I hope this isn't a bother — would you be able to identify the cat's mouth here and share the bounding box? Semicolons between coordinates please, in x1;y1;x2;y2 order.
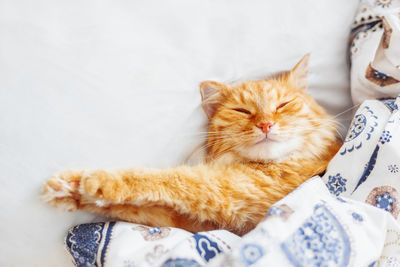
254;135;280;145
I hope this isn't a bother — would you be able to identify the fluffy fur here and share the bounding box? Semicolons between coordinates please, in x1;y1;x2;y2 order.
42;54;341;235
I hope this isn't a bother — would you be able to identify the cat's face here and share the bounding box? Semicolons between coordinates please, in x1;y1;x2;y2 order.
201;54;337;162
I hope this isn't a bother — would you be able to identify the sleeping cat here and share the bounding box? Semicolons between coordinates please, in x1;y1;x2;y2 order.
42;54;341;235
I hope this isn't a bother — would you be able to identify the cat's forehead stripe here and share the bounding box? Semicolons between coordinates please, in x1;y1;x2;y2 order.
227;80;305;114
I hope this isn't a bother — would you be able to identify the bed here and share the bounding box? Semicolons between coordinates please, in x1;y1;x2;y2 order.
0;0;369;266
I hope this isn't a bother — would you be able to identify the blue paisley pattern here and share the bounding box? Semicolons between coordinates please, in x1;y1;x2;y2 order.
240;244;264;265
366;186;400;219
132;225;171;241
353;145;380;193
380;98;398;112
265;204;294;221
281;204;350;267
267;206;284;216
162;258;201;267
192;234;221;262
340;106;378;155
345;114;367;142
352;128;393;193
65;222;115;267
327;173;347;196
351;212;364;222
388;164;399;173
379;130;392;144
339;106;378;156
351;127;393;194
376;0;392;8
376;192;396;212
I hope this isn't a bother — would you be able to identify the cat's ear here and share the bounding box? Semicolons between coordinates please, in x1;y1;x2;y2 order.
200;81;225;119
287;53;310;91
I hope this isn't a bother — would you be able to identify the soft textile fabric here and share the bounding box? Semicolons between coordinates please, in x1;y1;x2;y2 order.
350;0;400;104
210;178;400;267
65;97;400;266
322;97;400;217
65;222;239;267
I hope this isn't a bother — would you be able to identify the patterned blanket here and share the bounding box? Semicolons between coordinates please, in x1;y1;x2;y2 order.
65;0;400;266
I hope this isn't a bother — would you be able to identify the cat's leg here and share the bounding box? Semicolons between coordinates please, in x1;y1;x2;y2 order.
43;165;283;234
42;171;217;232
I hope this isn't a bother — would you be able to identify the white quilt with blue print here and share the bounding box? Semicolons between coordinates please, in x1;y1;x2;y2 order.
64;97;400;267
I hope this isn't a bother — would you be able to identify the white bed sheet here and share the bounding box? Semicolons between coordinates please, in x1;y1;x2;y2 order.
0;1;359;266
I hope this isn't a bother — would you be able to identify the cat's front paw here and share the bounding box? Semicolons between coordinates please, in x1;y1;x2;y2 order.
42;170;83;212
81;170;125;204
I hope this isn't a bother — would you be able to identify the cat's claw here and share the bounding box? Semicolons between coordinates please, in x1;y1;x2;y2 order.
41;170;83;212
43;169;125;211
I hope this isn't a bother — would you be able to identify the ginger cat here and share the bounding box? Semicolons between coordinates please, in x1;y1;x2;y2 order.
42;54;341;235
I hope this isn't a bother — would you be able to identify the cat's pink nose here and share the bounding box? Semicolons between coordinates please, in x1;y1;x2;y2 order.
257;122;273;134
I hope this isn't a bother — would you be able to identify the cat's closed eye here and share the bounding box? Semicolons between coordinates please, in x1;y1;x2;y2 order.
233;108;252;115
276;101;290;111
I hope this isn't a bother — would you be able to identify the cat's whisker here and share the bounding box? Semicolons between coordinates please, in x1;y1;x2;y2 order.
188;133;255;159
331;104;361;120
210;141;246;160
277;126;330;134
182;132;235;137
306;117;344;126
276;124;344;140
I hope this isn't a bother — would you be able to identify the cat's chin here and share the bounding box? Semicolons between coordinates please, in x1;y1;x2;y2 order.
254;136;280;145
237;137;303;162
